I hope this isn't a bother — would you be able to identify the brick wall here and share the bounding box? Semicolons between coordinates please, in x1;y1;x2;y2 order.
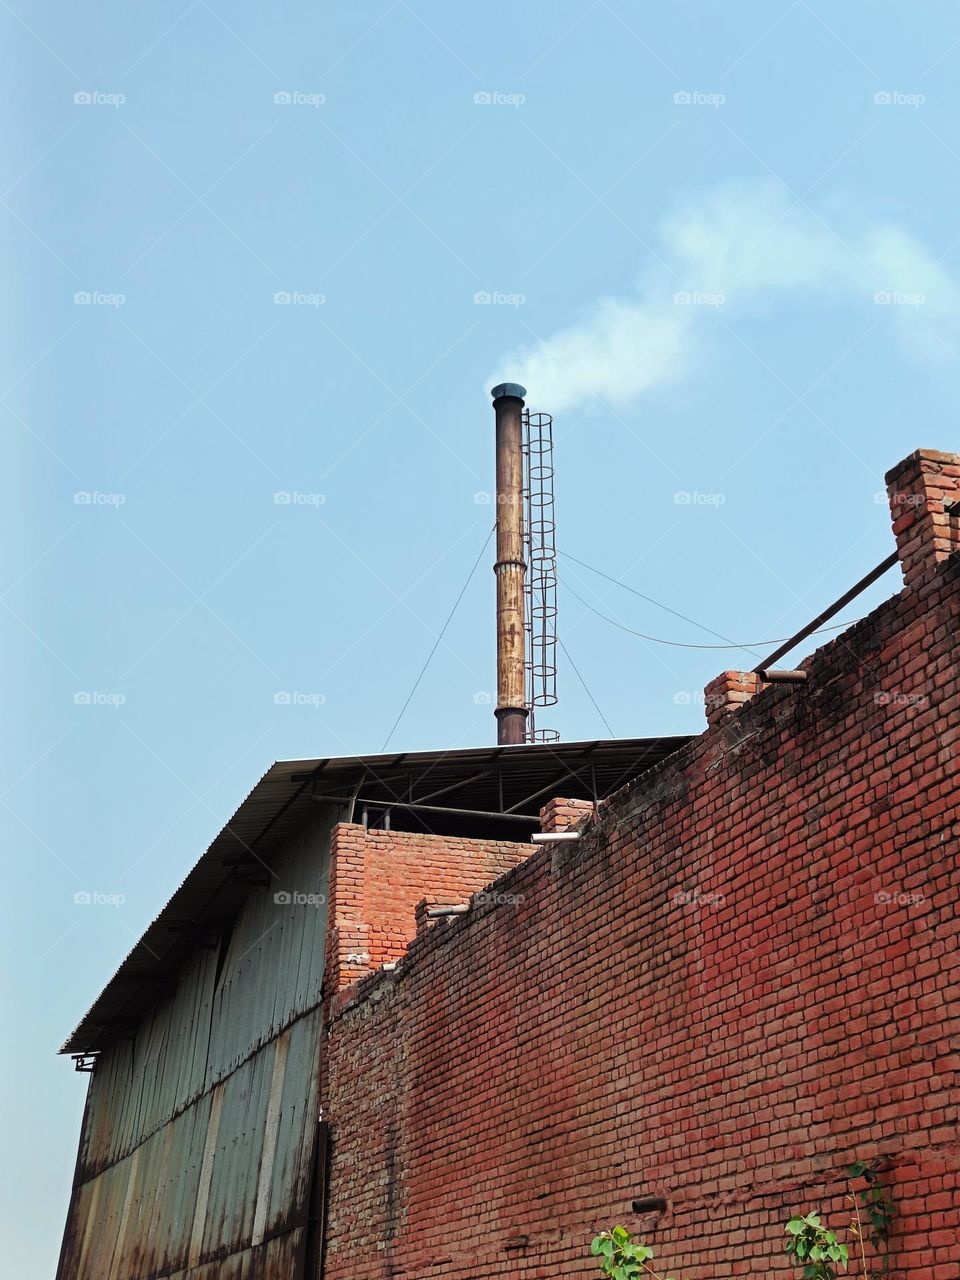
322;449;960;1280
540;796;595;832
324;824;532;997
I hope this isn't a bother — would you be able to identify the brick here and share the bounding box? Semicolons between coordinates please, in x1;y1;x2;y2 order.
322;447;960;1279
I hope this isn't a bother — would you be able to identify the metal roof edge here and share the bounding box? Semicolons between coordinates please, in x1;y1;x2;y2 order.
59;734;691;1055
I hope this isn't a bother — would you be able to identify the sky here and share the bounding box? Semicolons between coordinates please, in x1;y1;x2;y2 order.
3;2;960;1274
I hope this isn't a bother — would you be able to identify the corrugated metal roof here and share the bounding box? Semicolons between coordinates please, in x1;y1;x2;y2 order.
61;736;689;1055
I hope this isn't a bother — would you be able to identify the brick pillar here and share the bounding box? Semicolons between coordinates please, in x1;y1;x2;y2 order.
324;824;371;999
885;448;960;590
539;797;594;832
703;670;761;728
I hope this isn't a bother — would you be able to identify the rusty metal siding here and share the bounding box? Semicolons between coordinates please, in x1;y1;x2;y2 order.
58;807;332;1280
62;1009;325;1280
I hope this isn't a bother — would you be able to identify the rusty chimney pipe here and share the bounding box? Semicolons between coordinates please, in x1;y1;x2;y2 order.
491;382;528;745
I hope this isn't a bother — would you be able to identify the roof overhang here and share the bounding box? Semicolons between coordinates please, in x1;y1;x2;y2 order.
61;735;690;1055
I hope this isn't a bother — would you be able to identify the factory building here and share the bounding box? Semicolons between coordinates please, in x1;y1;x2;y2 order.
56;415;960;1276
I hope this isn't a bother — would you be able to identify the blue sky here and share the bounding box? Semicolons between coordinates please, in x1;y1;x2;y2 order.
3;2;960;1274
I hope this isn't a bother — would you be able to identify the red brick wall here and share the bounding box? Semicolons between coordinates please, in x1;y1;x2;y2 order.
540;796;595;831
324;824;532;995
322;450;960;1280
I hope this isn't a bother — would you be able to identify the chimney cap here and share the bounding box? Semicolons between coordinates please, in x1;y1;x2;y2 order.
490;382;527;404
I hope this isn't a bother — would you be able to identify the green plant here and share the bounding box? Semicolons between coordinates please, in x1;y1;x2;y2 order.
784;1212;850;1280
593;1158;895;1280
847;1159;895;1279
591;1226;679;1280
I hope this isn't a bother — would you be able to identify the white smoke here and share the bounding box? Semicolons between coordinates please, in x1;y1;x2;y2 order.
489;179;958;413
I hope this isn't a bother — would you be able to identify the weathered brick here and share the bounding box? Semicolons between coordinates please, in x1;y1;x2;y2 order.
322;449;960;1279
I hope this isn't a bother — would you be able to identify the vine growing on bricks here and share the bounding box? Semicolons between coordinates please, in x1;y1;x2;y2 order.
593;1163;896;1280
847;1159;896;1280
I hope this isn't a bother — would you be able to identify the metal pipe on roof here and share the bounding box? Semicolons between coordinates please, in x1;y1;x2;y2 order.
492;383;529;746
753;551;898;672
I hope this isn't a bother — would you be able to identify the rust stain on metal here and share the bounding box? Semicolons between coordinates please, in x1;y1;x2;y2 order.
492;382;529;745
190;1084;224;1267
57;815;331;1280
252;1031;289;1246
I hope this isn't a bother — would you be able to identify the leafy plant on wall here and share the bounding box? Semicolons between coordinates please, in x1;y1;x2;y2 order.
590;1159;895;1280
784;1212;849;1279
590;1226;680;1280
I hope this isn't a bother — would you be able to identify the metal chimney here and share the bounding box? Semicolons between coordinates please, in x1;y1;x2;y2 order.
491;382;529;745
